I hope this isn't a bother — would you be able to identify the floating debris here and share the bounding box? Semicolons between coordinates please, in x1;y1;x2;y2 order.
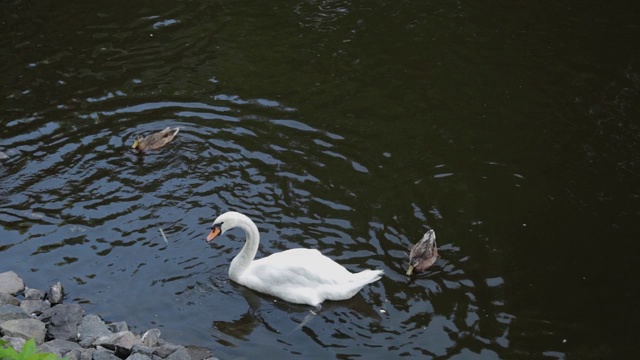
159;228;168;244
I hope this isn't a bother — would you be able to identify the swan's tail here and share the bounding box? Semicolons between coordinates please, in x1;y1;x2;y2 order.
352;269;384;285
324;269;384;302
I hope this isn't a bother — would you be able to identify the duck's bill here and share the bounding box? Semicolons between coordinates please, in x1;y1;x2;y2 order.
406;265;414;276
131;140;139;149
206;227;221;242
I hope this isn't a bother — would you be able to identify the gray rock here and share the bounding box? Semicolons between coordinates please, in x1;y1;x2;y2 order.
24;287;46;300
127;354;153;360
65;349;81;360
154;343;183;358
39;303;84;341
0;276;209;360
78;314;112;347
39;339;82;357
185;346;212;360
93;331;141;356
48;281;64;305
131;344;155;357
0;271;24;295
0;304;29;322
67;348;95;360
0;318;46;344
92;348;120;360
0;292;21;306
20;299;51;315
165;347;191;360
0;336;26;352
108;321;129;333
141;328;161;347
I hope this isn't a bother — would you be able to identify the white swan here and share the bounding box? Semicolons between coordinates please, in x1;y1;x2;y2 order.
206;211;384;306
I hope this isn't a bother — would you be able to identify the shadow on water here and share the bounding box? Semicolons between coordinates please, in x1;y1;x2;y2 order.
2;0;640;358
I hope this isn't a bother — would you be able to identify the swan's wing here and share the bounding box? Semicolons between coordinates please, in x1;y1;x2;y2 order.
248;248;352;286
239;248;381;306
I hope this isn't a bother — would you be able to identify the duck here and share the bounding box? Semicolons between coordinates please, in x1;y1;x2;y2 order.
131;127;180;151
206;211;384;307
406;229;438;276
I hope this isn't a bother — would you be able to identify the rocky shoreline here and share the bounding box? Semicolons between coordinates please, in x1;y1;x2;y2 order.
0;271;218;360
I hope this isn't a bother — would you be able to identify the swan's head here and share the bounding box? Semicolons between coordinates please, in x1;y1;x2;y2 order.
406;229;438;276
206;211;247;242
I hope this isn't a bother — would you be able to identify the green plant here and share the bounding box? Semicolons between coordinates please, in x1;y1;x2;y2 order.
0;339;67;360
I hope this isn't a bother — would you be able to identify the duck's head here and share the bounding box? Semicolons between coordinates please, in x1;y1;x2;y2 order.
407;229;438;276
131;136;145;150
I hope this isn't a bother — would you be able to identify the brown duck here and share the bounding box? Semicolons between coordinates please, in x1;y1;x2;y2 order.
132;127;180;151
406;229;438;276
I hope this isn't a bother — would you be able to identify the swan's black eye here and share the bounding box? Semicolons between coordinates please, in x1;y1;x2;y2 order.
211;222;223;230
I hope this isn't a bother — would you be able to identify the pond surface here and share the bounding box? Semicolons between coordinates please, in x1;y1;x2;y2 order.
2;0;639;358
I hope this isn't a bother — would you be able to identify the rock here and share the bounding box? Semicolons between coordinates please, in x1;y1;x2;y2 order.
0;318;46;344
65;350;79;360
94;330;141;358
141;328;161;347
78;314;112;347
0;304;29;322
20;299;51;315
127;354;153;360
109;321;129;333
47;281;64;305
66;348;94;360
0;293;21;306
154;343;183;358
39;339;82;357
185;346;212;360
24;287;46;300
0;336;26;352
0;273;211;360
39;303;84;341
93;330;139;349
131;344;155;357
0;271;24;295
165;347;191;360
92;348;120;360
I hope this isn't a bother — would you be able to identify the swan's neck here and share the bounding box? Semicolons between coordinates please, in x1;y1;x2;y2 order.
228;218;260;281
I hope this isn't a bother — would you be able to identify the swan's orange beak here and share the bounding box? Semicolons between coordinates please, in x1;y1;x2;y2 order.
207;227;221;242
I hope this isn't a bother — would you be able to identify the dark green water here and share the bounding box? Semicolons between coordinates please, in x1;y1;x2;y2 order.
2;0;639;358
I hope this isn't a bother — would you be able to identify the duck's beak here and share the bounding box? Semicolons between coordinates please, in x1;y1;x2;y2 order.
207;227;221;242
132;140;139;149
406;265;414;276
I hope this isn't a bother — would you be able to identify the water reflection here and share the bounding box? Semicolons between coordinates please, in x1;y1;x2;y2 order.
212;279;386;354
